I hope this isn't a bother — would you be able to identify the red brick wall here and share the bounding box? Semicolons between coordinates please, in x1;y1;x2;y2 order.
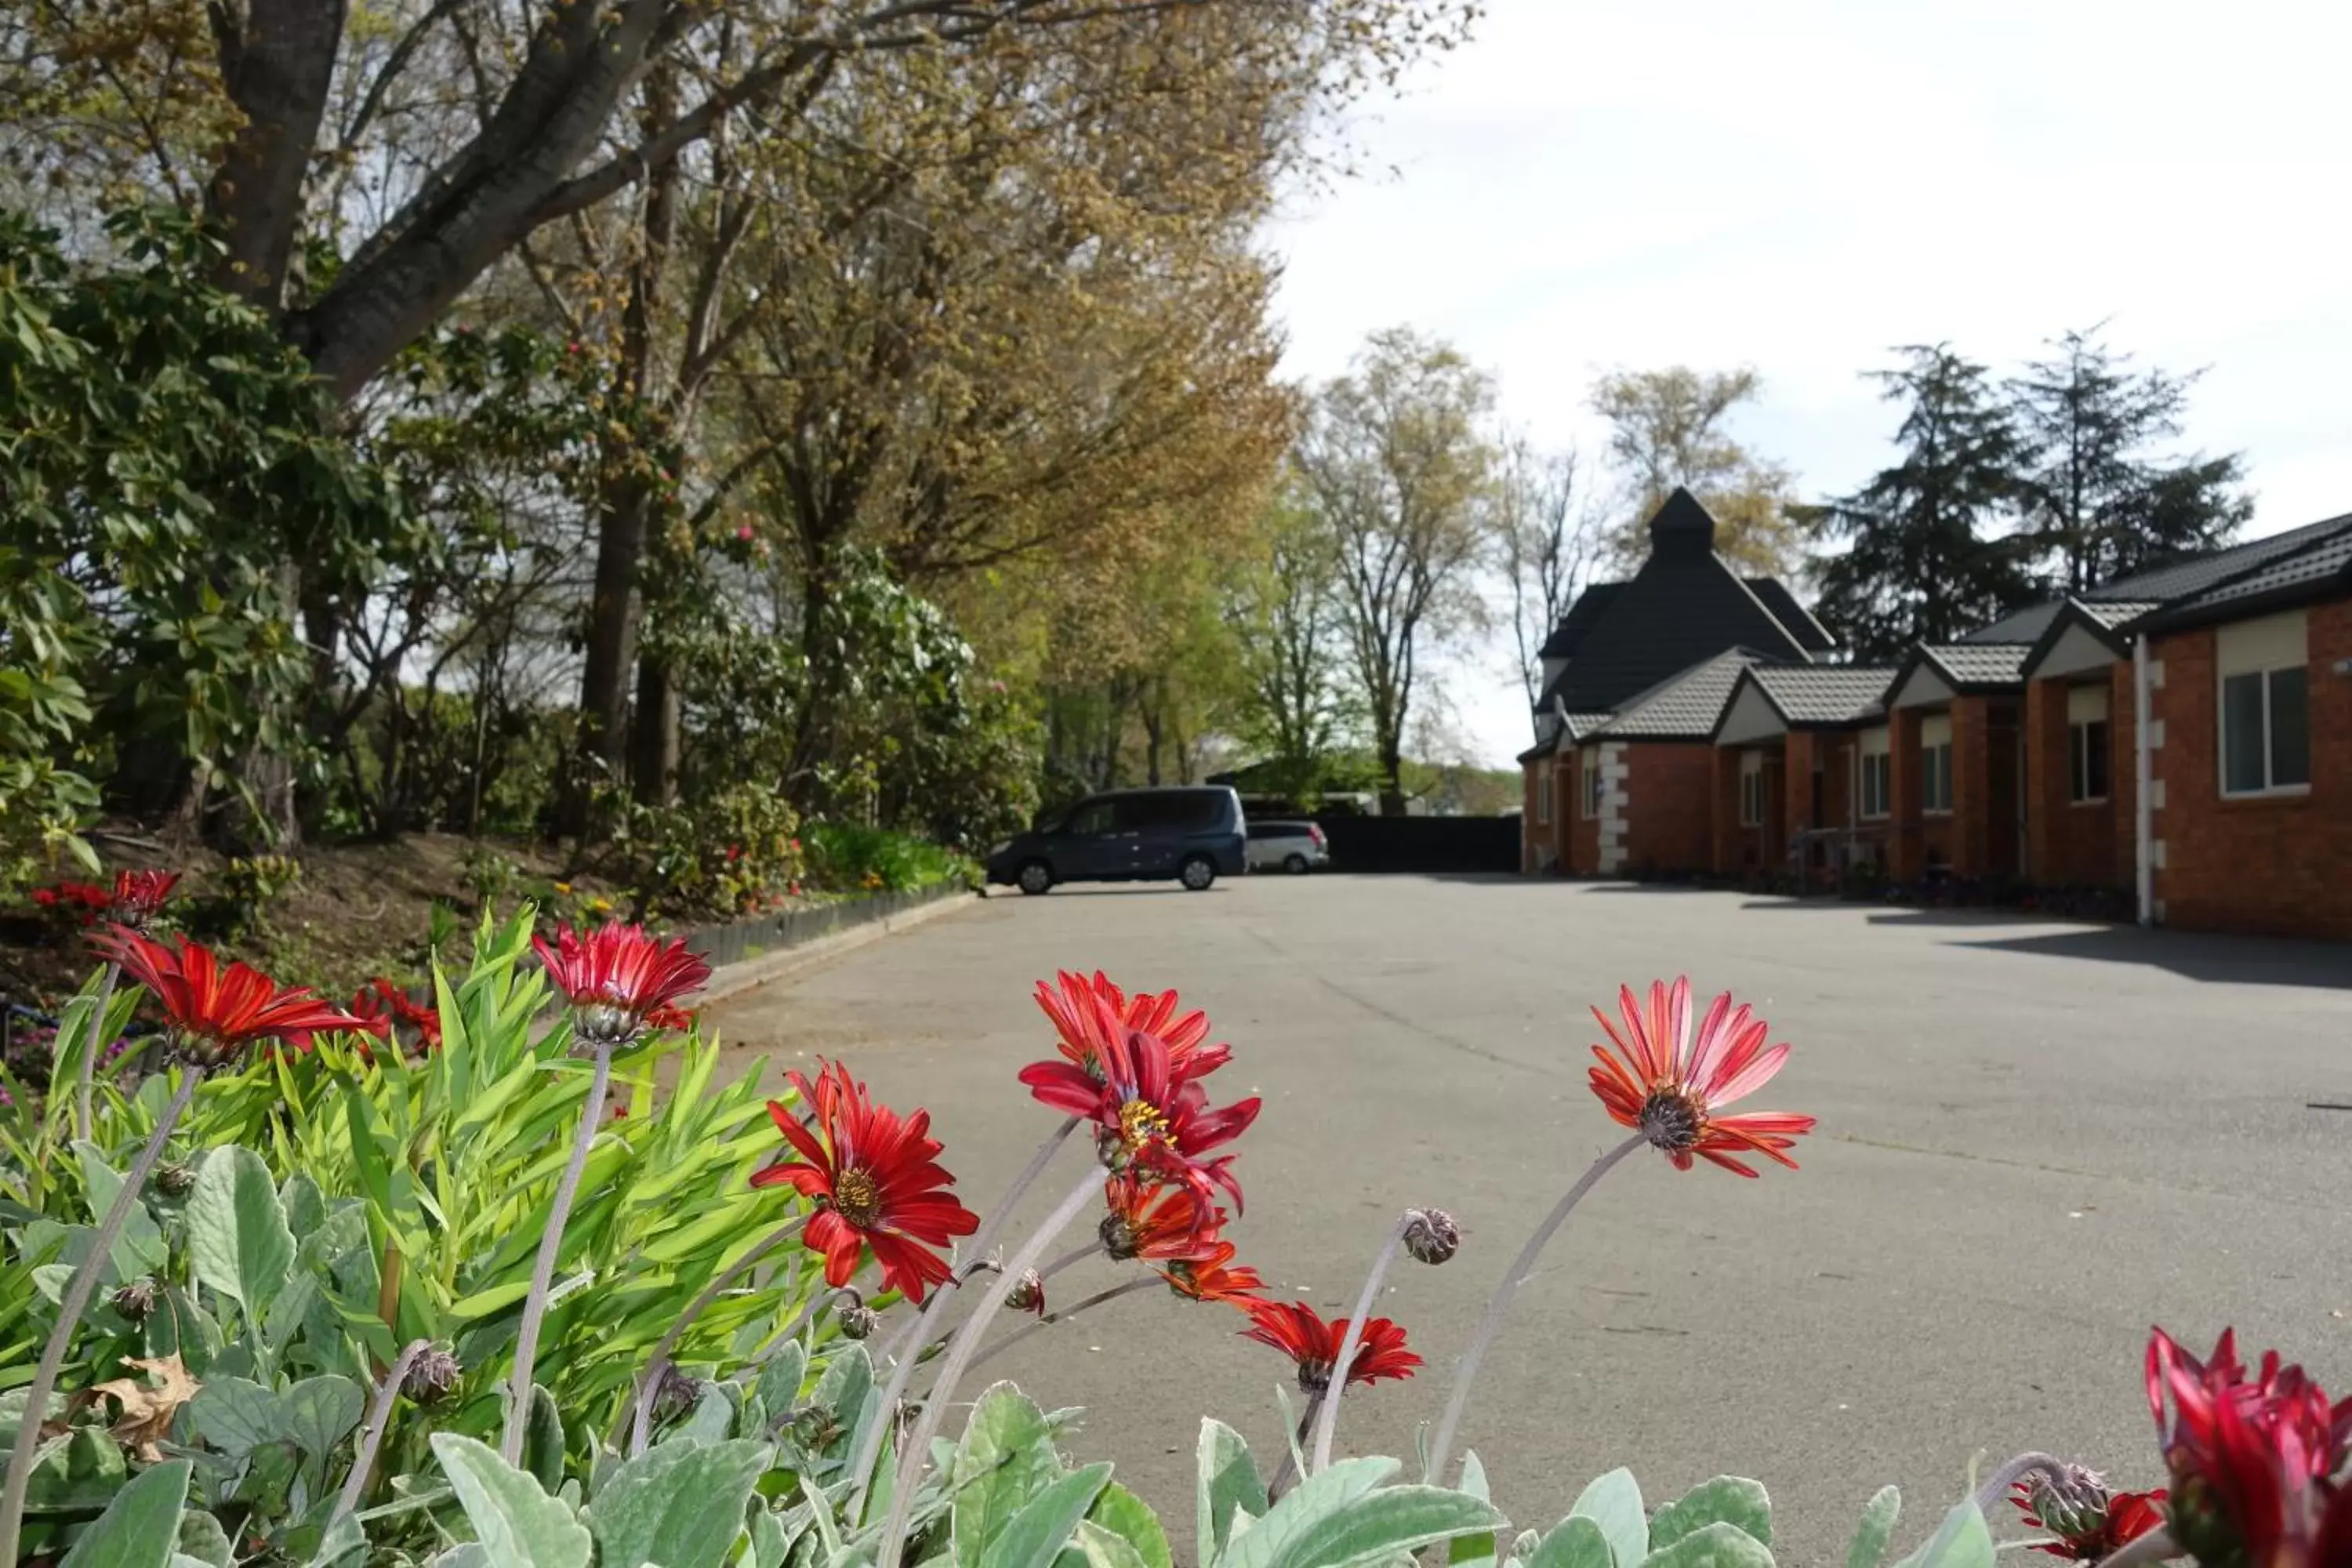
1568;747;1602;874
1625;743;1715;875
1521;759;1569;873
2151;599;2352;939
2026;675;2123;889
1711;747;1741;874
1947;695;2022;879
1889;708;1925;880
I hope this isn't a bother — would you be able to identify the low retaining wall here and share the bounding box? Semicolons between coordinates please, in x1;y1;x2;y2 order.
678;882;971;970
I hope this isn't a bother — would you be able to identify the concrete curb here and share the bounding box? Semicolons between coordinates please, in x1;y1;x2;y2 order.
699;890;982;1006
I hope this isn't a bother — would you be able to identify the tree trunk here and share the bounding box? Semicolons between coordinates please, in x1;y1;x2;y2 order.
562;476;653;833
1377;731;1406;817
630;655;681;806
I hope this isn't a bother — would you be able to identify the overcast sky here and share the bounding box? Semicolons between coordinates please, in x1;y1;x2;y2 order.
1261;0;2352;770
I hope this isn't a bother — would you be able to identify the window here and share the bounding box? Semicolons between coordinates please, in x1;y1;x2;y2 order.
1581;749;1603;818
1859;728;1891;820
2067;685;2111;803
1738;750;1766;827
1066;800;1116;835
1534;766;1552;825
2217;612;2310;796
1920;713;1954;814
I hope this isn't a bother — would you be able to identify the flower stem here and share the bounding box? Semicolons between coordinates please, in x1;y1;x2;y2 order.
1267;1391;1323;1501
502;1040;613;1465
2091;1530;2177;1567
847;1116;1076;1521
1969;1452;2066;1518
71;960;121;1149
628;1214;810;1457
1424;1132;1643;1485
1311;1212;1413;1474
0;1067;200;1567
966;1276;1160;1375
1036;1239;1102;1282
334;1338;431;1528
877;1165;1105;1568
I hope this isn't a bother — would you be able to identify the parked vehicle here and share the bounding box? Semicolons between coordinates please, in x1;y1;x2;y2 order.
985;786;1247;895
1244;819;1330;875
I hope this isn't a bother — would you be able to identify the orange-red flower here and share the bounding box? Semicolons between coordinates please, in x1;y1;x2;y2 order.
350;978;442;1055
750;1060;978;1304
1033;971;1230;1084
642;1004;698;1035
1242;1301;1419;1396
1098;1174;1222;1263
2011;1482;2169;1560
2147;1327;2352;1568
1586;978;1815;1177
532;923;710;1047
108;869;180;926
96;930;363;1070
1020;1013;1258;1213
1159;1242;1265;1305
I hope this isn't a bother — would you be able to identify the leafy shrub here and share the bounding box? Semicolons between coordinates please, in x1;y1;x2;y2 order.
604;783;807;920
801;822;977;895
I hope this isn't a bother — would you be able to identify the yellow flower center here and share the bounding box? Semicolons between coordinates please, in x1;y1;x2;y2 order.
1116;1097;1170;1152
832;1168;883;1229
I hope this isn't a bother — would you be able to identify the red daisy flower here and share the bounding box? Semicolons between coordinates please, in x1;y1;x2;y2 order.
1099;1174;1224;1263
2011;1481;2169;1560
350;978;443;1055
1241;1300;1419;1396
96;930;364;1070
642;1004;698;1035
1585;977;1816;1176
750;1059;978;1304
108;869;180;927
1033;971;1231;1084
1019;1020;1259;1212
532;923;710;1047
2147;1327;2352;1568
1158;1242;1265;1305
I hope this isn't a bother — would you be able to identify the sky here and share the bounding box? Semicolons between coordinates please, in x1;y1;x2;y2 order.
1259;0;2352;770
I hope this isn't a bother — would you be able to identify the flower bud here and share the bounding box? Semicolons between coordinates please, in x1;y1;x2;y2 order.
111;1279;158;1322
154;1160;195;1198
1005;1269;1047;1317
404;1346;463;1406
652;1363;702;1425
838;1303;880;1341
1403;1208;1460;1265
2024;1465;2111;1542
1098;1210;1139;1261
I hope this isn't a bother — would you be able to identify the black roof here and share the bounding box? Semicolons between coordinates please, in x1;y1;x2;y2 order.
1591;649;1764;742
1737;664;1897;728
2131;514;2352;632
1744;578;1837;652
1959;601;2064;646
2097;512;2352;604
1537;583;1627;660
1544;490;1822;713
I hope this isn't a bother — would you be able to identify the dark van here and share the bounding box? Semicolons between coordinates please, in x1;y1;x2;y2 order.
985;786;1247;895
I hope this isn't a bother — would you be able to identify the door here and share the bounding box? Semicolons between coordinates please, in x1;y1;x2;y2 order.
1123;793;1189;876
1057;798;1132;878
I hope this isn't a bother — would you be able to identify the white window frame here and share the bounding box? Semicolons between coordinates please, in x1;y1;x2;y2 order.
1534;763;1552;825
2216;612;2311;799
1737;750;1766;828
1858;727;1891;821
1919;713;1954;815
2067;684;2111;805
1581;748;1603;818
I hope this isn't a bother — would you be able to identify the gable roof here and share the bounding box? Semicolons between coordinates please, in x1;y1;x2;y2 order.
1744;579;1837;652
1589;648;1764;742
1545;489;1821;713
2129;514;2352;632
1537;583;1627;660
1959;601;2064;646
1884;642;2033;710
2097;511;2352;604
1744;665;1896;727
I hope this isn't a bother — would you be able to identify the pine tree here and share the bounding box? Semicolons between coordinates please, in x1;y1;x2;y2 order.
1807;344;2035;661
2007;325;2251;592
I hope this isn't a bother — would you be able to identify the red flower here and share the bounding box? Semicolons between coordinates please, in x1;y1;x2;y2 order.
108;870;180;926
2011;1482;2169;1560
532;923;710;1047
95;930;364;1070
1241;1301;1419;1395
2147;1327;2352;1567
1586;978;1816;1176
1158;1242;1265;1305
1099;1174;1223;1263
350;978;442;1054
642;1004;697;1035
1018;1011;1258;1213
1032;971;1230;1084
750;1060;978;1304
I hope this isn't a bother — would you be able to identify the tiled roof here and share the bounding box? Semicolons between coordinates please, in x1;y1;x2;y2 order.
2081;599;2160;630
1537;583;1628;661
2138;523;2352;628
2094;512;2352;603
1922;643;2032;688
1592;649;1761;740
1561;711;1613;740
1959;601;2063;645
1750;665;1896;725
1744;578;1838;653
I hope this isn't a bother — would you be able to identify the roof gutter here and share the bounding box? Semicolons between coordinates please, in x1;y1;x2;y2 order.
2133;634;2154;927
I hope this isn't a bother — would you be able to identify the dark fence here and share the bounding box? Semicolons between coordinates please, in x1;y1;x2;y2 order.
1309;815;1519;876
675;882;967;969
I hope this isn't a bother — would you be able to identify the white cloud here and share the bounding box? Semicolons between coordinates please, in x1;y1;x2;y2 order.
1264;0;2352;768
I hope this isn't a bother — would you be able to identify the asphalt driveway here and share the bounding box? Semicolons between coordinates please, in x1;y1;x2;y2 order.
707;875;2352;1565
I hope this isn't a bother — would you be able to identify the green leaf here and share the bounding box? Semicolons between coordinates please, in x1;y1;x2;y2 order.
587;1437;772;1568
299;1509;368;1568
1197;1418;1266;1561
982;1461;1114;1568
1566;1470;1646;1568
285;1375;365;1486
19;1428;129;1514
58;1456;191;1568
176;1508;235;1568
280;1171;327;1240
1265;1486;1506;1568
1450;1452;1497;1568
1886;1500;1990;1568
813;1341;873;1436
1087;1481;1174;1568
1636;1523;1773;1568
1218;1458;1398;1568
1648;1479;1770;1554
187;1145;295;1319
755;1340;808;1418
524;1384;568;1490
75;1141;166;1280
430;1432;593;1568
187;1375;287;1457
1073;1519;1153;1568
1845;1488;1900;1568
955;1383;1065;1568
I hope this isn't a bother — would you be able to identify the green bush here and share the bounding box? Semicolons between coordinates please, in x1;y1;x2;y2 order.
801;822;977;895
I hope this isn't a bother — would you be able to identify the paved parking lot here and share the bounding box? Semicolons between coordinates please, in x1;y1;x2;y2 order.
709;875;2352;1564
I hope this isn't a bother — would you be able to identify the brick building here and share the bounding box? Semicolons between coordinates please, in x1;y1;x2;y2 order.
1710;665;1898;884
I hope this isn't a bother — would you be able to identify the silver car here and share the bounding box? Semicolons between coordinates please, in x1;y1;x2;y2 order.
1243;819;1330;874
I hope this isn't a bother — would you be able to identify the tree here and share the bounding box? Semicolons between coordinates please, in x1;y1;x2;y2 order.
1589;366;1803;575
1295;327;1498;816
2007;324;2251;592
1225;475;1356;786
1806;344;2035;660
1492;439;1599;707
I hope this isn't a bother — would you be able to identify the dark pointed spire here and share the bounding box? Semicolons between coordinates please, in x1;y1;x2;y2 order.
1646;487;1719;561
